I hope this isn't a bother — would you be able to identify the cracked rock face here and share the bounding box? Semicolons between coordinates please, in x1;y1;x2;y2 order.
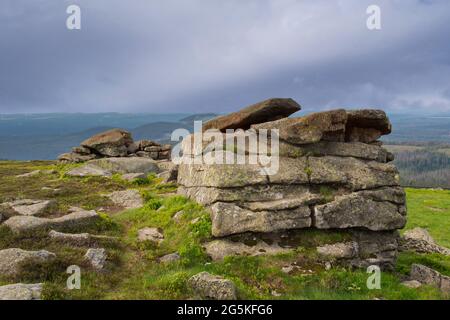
178;106;406;270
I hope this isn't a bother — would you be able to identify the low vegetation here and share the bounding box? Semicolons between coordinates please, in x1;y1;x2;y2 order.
0;161;449;300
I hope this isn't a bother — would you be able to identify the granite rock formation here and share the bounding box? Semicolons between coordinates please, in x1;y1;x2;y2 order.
178;100;406;270
58;128;171;163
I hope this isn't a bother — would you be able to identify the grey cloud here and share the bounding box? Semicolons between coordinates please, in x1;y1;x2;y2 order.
0;0;450;114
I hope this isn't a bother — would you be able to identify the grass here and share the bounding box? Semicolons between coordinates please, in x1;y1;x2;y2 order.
403;188;450;248
0;160;449;300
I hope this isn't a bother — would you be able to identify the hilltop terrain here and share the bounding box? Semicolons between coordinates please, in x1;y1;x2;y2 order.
0;160;448;299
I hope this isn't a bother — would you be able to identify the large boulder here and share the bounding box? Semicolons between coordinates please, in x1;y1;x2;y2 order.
81;129;133;157
314;189;406;231
0;283;43;300
177;106;406;270
178;184;311;206
0;249;56;277
188;272;237;300
252;109;347;145
203;98;301;132
210;201;312;237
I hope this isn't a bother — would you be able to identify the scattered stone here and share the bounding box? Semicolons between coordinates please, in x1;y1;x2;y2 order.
203;98;301;132
0;249;56;277
4;209;99;233
271;290;282;297
281;265;297;274
0;199;57;219
122;172;147;181
137;227;164;244
159;253;180;263
16;170;41;178
204;239;290;261
410;264;450;293
317;242;358;259
401;280;422;289
84;248;107;270
172;210;184;222
190;217;200;225
66;164;112;177
49;230;91;246
0;283;43;300
108;190;143;209
188;272;237;300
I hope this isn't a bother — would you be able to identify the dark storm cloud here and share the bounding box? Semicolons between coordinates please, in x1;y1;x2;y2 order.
1;0;450;114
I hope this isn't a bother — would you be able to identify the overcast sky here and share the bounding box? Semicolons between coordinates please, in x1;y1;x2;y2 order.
1;0;450;114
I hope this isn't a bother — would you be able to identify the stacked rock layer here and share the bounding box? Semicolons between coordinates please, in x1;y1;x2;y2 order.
58;129;171;163
178;99;406;270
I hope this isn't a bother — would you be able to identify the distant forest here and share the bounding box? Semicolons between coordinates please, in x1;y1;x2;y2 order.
386;144;450;189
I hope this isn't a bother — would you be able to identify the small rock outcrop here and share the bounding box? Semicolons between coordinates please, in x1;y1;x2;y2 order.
137;227;164;244
4;208;99;233
0;283;43;300
65;157;162;178
410;264;450;294
178;100;406;270
0;199;56;219
49;230;91;246
204;239;289;261
58;129;171;163
188;272;237;300
108;190;143;209
399;227;450;256
0;249;56;277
